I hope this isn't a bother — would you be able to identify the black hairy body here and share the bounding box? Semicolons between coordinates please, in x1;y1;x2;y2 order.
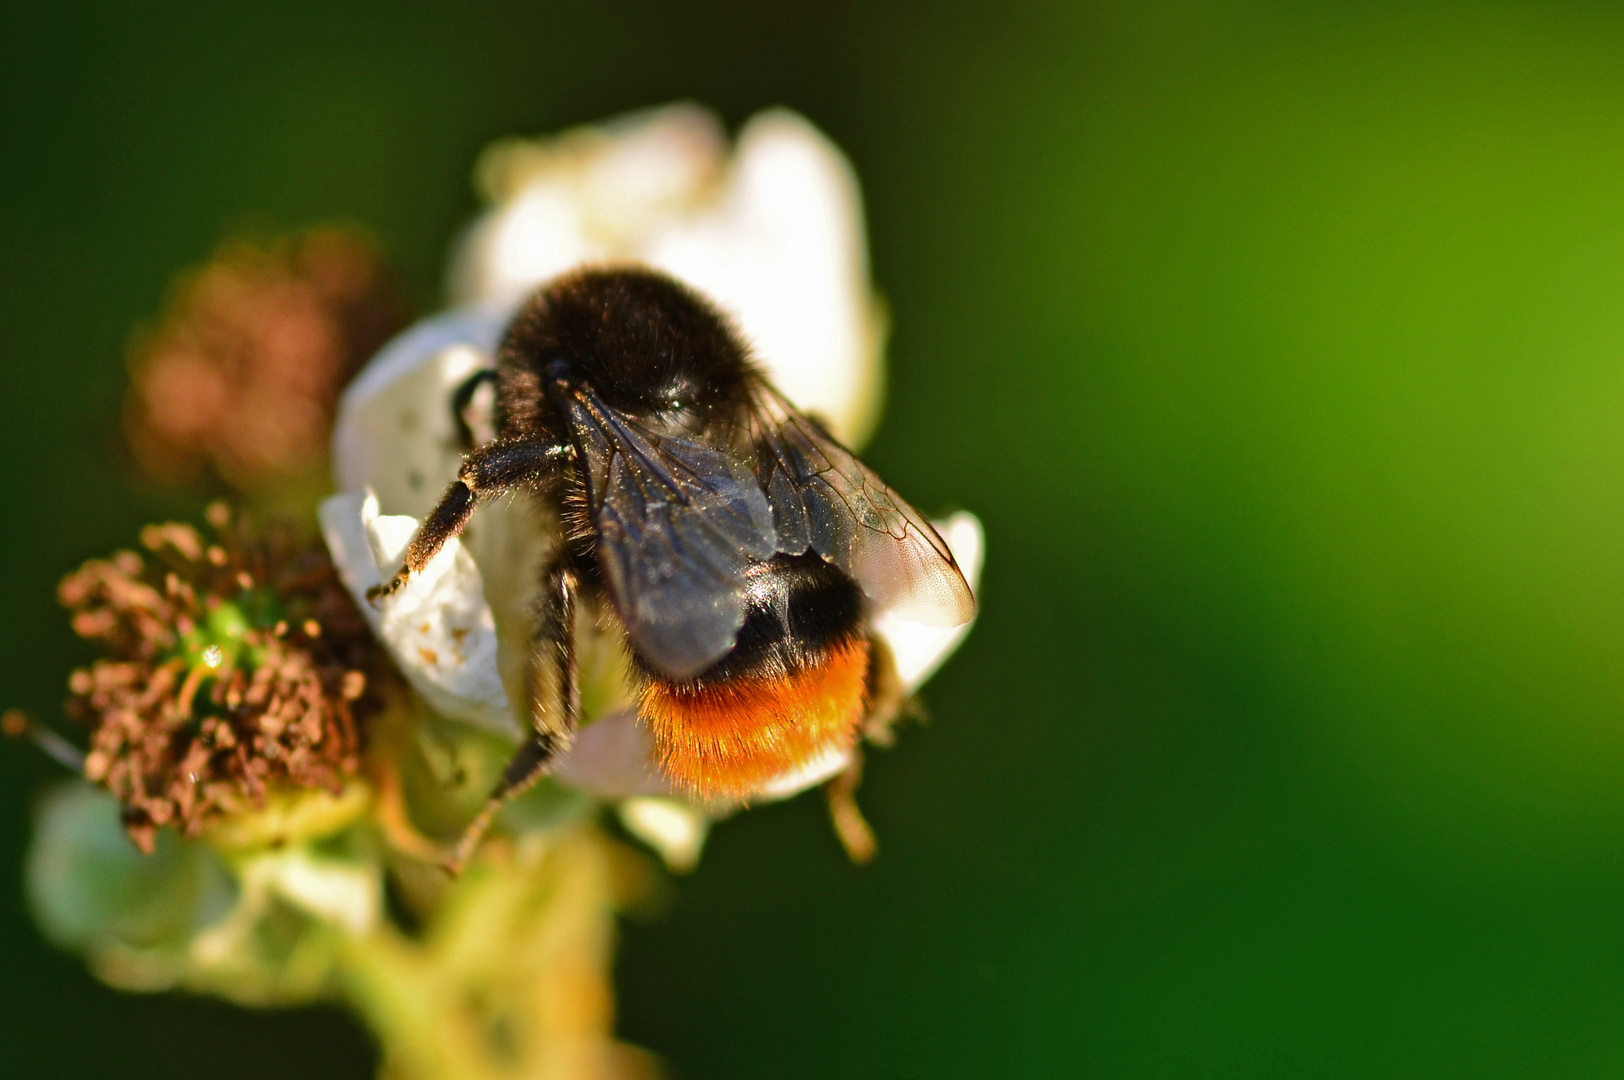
497;269;756;436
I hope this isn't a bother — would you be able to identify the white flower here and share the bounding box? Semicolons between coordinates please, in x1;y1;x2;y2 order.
321;103;983;842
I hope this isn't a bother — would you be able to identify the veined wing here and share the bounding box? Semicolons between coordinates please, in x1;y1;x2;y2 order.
560;384;779;679
750;382;975;627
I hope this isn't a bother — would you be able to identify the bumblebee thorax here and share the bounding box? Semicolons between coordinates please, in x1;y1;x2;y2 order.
499;266;755;418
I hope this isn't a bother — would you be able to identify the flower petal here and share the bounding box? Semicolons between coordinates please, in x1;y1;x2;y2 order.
552;708;670;799
253;848;379;935
616;797;710;873
319;491;518;737
873;511;986;692
753;743;854;802
333;306;508;519
450;102;727;306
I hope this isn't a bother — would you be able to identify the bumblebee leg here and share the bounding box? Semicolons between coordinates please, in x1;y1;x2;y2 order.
369;438;573;600
446;559;579;874
825;747;877;864
859;633;910;748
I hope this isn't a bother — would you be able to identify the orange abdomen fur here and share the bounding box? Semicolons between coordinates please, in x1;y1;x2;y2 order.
641;639;870;798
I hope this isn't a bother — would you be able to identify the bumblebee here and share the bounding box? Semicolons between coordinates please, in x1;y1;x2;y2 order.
374;267;974;865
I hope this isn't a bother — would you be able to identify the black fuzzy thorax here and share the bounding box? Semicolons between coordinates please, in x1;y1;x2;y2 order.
494;266;757;443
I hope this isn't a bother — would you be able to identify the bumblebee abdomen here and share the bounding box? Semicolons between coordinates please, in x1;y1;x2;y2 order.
641;638;868;797
637;553;869;797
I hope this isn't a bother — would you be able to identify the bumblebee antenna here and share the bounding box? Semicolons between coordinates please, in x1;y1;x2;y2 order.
3;710;86;773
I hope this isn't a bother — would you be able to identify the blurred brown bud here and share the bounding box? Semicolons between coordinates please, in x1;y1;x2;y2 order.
123;227;412;493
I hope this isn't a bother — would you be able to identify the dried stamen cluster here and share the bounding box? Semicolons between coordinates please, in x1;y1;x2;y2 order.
59;503;388;852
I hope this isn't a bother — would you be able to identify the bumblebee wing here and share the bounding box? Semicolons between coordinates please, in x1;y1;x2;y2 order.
561;385;779;679
751;383;976;627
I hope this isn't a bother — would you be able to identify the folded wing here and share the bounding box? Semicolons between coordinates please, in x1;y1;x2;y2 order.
561;385;779;679
750;382;976;627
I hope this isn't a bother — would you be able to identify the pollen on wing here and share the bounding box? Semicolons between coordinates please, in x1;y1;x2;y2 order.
641;639;869;798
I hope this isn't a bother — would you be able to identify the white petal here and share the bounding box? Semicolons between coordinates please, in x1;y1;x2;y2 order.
873;511;985;692
753;743;854;802
552;709;671;799
449;103;727;307
573;103;727;234
256;849;379;935
461;186;597;307
616;797;710;873
333;306;508;519
319;491;518;737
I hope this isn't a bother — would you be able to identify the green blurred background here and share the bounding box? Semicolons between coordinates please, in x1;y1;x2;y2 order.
7;1;1624;1075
